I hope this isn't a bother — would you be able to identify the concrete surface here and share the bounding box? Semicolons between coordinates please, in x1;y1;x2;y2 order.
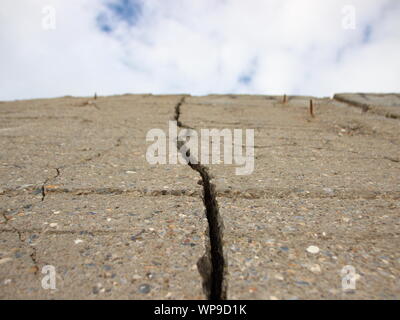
334;93;400;119
0;93;399;299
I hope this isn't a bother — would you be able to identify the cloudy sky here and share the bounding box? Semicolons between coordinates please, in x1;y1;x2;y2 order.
1;0;399;100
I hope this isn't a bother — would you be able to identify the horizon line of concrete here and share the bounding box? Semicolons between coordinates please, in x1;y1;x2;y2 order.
1;92;399;103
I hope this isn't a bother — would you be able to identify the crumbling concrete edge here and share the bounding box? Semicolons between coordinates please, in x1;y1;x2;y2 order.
333;94;400;120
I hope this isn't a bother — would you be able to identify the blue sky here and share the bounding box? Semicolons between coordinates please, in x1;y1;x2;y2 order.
97;0;142;32
0;0;399;100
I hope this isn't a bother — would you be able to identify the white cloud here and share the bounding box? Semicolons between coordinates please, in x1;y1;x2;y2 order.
0;0;399;100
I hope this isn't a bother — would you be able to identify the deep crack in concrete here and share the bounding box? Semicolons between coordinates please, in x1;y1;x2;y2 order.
173;96;227;300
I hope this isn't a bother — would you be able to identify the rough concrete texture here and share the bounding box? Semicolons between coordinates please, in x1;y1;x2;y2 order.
334;93;400;119
0;93;399;300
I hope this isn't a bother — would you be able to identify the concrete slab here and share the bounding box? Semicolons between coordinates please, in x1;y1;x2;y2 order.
179;94;400;300
334;93;400;119
220;197;399;299
0;195;206;299
1;93;399;300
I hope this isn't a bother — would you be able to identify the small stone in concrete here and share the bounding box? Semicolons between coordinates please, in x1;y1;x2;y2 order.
323;188;335;196
309;264;322;273
146;272;154;279
307;246;320;254
0;258;12;265
138;284;151;294
274;274;284;281
295;281;310;286
28;234;39;244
